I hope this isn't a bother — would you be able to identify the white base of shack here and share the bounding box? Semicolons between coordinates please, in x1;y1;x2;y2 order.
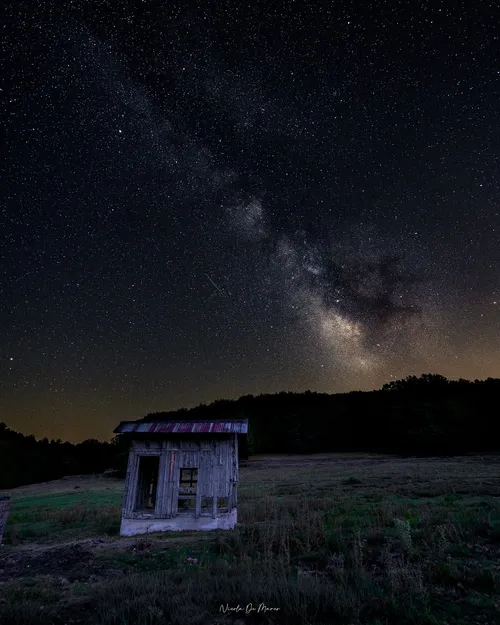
120;509;237;536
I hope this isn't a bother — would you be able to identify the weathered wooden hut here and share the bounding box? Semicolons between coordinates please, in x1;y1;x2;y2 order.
113;418;248;536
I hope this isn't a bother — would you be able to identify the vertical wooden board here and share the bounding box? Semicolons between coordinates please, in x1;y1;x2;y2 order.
225;440;231;495
207;449;212;497
210;443;217;496
220;444;226;496
122;452;132;507
208;450;215;518
171;451;180;517
164;451;172;518
231;438;235;483
165;450;176;518
212;479;217;519
122;451;135;517
125;453;140;516
216;444;223;495
199;451;208;496
204;451;213;497
224;440;230;491
197;451;203;495
234;434;239;482
195;480;202;518
223;442;227;490
155;452;168;518
227;480;233;512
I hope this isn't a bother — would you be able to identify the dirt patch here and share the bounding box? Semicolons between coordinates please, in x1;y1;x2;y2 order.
0;543;97;582
7;536;135;554
0;539;133;582
0;534;216;583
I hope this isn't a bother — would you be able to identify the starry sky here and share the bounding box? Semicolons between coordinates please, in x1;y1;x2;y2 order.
2;0;499;442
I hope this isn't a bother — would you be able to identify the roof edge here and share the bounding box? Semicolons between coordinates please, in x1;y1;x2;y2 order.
113;419;248;435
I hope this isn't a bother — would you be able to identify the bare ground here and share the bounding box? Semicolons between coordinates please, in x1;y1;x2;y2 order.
0;534;213;583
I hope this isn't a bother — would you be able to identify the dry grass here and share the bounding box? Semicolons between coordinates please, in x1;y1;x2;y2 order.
1;453;500;624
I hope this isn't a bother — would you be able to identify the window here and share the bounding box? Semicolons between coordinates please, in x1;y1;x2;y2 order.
135;456;160;511
177;468;198;513
179;468;198;490
178;497;196;511
200;498;212;514
217;497;229;512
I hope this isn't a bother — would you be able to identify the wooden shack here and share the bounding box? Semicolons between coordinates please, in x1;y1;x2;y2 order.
113;418;248;536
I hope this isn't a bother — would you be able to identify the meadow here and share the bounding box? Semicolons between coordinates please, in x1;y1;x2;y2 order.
1;453;500;624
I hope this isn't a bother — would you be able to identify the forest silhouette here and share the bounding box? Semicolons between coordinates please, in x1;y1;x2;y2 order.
1;373;499;489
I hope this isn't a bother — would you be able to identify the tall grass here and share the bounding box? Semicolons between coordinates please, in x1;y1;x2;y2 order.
89;495;500;624
2;455;500;624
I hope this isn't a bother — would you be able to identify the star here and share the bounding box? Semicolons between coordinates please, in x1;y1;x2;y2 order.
1;0;498;443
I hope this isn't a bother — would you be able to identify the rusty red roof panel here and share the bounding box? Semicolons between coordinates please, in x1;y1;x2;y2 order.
114;420;248;434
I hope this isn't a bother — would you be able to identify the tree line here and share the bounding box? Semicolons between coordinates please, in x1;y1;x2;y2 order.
0;425;130;489
1;374;499;489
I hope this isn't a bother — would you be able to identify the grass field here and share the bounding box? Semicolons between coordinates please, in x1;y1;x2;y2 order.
1;454;500;624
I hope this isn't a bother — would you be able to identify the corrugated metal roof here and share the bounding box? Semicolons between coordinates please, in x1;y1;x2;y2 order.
114;420;248;434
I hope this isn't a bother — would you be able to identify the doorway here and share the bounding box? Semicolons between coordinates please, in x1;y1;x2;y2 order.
134;456;160;511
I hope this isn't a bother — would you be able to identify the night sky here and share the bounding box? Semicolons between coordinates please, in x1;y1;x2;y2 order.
2;1;499;442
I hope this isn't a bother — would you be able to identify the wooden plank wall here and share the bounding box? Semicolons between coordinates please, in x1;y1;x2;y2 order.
122;451;139;516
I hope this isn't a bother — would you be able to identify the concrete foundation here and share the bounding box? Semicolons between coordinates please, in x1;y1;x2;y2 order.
120;509;237;536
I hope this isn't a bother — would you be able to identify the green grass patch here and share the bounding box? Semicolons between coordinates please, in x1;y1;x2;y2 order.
4;490;122;544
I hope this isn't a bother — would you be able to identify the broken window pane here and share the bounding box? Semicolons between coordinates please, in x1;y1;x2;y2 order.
200;498;212;513
179;468;198;488
217;497;229;511
177;497;196;511
177;468;198;513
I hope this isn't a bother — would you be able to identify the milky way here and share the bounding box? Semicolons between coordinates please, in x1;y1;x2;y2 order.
230;197;443;376
1;1;499;441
